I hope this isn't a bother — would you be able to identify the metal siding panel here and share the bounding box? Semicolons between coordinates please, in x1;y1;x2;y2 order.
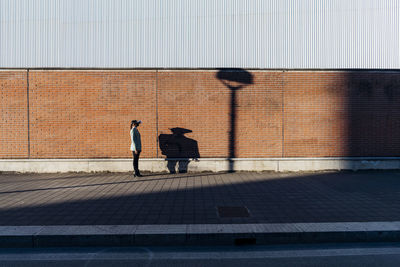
0;0;399;68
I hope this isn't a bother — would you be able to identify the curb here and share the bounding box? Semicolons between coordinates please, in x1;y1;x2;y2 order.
1;222;400;247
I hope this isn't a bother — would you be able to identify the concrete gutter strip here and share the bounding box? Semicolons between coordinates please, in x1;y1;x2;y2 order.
1;222;400;247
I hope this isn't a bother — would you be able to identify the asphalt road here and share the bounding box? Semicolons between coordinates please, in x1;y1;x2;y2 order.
1;243;400;266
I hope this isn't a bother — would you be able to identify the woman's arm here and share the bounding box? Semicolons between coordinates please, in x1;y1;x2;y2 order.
132;128;139;151
131;129;137;151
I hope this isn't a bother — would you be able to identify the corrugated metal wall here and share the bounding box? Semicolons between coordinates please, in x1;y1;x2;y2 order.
0;0;399;68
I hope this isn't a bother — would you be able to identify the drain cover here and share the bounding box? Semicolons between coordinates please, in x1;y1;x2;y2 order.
217;206;250;218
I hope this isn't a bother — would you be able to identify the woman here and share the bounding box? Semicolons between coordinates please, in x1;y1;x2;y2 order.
130;120;142;177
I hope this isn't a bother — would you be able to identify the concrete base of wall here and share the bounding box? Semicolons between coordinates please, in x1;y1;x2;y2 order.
0;157;400;173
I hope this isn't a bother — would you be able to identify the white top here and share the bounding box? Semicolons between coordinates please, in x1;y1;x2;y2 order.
130;127;142;151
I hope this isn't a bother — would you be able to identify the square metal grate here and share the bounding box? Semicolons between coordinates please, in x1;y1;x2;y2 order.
217;206;250;218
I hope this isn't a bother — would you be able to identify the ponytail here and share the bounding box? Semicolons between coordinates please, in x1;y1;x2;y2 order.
130;120;134;130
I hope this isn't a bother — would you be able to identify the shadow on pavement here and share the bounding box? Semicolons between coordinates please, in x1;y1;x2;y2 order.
0;172;229;194
0;171;399;225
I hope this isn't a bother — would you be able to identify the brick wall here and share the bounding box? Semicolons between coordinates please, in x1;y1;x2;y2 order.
347;72;400;156
157;71;283;158
283;72;349;157
1;70;399;159
29;71;157;158
0;71;28;158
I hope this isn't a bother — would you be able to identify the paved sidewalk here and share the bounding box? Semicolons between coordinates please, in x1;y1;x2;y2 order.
0;170;399;226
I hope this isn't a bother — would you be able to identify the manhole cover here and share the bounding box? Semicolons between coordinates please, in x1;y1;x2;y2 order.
217;206;250;218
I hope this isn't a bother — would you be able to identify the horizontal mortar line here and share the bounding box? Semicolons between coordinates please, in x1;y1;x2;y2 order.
2;157;400;162
1;68;399;73
24;69;158;72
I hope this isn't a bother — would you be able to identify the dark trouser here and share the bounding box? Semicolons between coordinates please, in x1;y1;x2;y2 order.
132;150;141;175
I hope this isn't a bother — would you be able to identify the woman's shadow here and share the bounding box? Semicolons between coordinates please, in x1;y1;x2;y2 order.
159;128;200;173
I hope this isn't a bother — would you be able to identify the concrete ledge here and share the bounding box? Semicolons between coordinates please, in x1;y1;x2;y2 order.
1;222;400;247
0;157;400;173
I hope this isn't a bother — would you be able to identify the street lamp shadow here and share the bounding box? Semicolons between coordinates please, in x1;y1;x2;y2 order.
216;69;254;172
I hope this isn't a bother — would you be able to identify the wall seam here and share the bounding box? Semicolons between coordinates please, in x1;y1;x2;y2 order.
281;70;285;158
27;69;30;158
156;70;159;158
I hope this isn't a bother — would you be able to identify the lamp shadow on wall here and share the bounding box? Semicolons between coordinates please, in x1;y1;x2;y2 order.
216;69;254;172
159;127;200;173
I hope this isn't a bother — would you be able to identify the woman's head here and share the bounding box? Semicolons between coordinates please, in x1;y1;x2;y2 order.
131;120;142;129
